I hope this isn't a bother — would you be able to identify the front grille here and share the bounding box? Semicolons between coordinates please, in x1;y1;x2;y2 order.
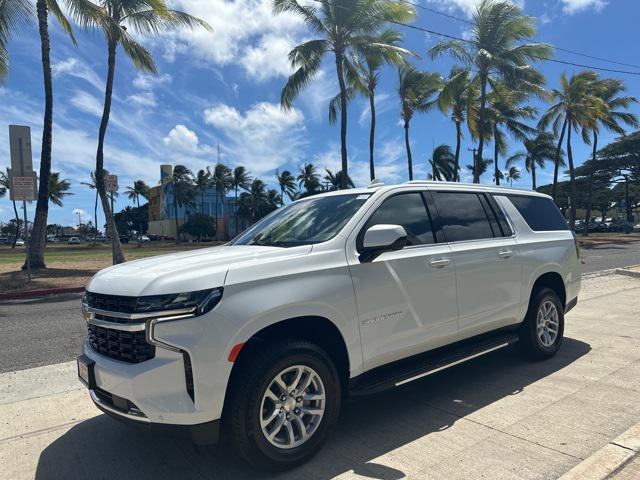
85;292;138;313
88;324;155;363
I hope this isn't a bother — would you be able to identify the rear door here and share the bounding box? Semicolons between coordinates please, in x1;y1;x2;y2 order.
347;190;458;370
431;190;522;336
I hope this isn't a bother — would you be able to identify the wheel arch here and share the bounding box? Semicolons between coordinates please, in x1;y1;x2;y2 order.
530;271;567;308
225;316;351;399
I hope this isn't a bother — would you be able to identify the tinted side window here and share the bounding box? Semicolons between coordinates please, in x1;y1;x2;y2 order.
433;192;495;242
487;195;514;237
364;193;435;246
508;195;568;231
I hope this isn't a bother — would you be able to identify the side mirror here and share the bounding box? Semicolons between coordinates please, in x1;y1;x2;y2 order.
360;224;407;262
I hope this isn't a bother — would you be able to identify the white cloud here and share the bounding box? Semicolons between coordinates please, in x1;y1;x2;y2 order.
132;73;172;90
163;125;201;153
70;91;103;116
560;0;607;14
240;33;296;81
52;57;104;91
159;0;306;79
204;102;306;175
72;209;92;226
127;92;157;107
427;0;524;16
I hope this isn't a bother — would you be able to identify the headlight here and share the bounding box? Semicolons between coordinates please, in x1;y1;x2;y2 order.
136;287;223;315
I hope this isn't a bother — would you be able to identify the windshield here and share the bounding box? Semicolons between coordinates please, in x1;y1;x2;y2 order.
230;193;370;248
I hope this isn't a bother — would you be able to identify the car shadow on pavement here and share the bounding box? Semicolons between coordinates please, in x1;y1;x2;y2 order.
34;338;590;480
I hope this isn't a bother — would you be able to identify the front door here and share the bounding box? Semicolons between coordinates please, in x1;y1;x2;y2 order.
347;191;459;371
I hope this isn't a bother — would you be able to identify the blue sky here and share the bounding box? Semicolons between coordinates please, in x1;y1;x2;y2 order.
1;0;639;228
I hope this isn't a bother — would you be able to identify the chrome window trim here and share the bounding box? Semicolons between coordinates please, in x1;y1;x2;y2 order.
87;316;147;332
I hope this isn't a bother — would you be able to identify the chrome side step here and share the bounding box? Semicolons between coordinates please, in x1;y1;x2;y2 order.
394;342;510;386
349;331;519;397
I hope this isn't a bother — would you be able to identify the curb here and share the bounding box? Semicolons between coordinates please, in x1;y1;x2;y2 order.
559;422;640;480
0;286;85;301
615;265;640;279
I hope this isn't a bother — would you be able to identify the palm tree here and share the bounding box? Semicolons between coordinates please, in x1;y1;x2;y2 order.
328;29;411;181
240;179;269;222
324;169;355;191
0;0;32;80
276;169;297;205
194;169;211;215
28;0;79;269
266;189;282;214
231;166;252;234
125;180;149;241
437;67;473;181
164;165;194;242
430;0;551;183
483;85;537;185
69;1;210;263
466;157;494;181
428;145;457;181
210;163;232;238
398;66;442;180
48;172;72;206
0;168;20;247
297;163;322;196
275;0;415;189
505;166;521;186
506;132;558;190
539;71;606;227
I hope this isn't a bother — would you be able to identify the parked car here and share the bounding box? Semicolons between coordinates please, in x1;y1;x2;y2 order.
78;182;581;470
15;238;25;246
119;235;130;244
68;237;81;245
138;235;151;243
0;237;9;245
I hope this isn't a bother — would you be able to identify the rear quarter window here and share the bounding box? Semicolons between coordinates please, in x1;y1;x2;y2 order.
508;195;568;231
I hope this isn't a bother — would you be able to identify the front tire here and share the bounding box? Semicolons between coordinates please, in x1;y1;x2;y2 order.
226;340;341;471
519;287;564;359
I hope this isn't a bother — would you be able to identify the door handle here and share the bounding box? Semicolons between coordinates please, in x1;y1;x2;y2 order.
498;250;513;259
429;258;451;269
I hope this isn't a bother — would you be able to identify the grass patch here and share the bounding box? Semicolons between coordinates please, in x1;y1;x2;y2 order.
0;242;222;293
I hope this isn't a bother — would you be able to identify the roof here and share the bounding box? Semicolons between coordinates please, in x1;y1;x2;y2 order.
296;181;551;200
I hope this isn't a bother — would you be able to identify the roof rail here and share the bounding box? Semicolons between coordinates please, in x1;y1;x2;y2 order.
367;179;385;188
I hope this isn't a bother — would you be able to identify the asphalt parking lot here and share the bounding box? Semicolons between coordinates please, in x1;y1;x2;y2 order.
1;272;640;479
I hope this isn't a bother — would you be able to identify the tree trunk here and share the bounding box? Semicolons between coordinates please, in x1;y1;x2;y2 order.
566;122;577;230
493;124;500;186
475;75;488;184
404;120;413;181
368;91;376;181
583;132;598;237
335;50;348;190
531;157;537;190
25;0;53;270
136;196;142;245
552;117;568;200
235;186;240;236
96;39;125;264
454;121;461;182
12;200;19;248
625;176;632;222
93;189;98;244
174;192;180;243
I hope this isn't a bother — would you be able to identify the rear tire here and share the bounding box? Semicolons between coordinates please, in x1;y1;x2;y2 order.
519;287;564;360
225;339;341;471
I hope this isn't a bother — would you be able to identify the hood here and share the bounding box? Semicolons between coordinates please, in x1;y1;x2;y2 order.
86;244;312;297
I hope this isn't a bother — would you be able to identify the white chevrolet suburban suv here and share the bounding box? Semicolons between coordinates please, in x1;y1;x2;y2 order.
77;181;580;470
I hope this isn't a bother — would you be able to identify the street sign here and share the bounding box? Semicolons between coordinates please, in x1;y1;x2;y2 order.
10;174;37;201
105;175;118;192
9;125;33;175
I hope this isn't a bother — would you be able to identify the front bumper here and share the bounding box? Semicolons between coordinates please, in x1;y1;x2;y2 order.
90;385;220;444
81;337;221;427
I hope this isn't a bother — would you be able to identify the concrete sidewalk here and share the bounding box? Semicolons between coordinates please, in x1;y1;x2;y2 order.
1;273;640;479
